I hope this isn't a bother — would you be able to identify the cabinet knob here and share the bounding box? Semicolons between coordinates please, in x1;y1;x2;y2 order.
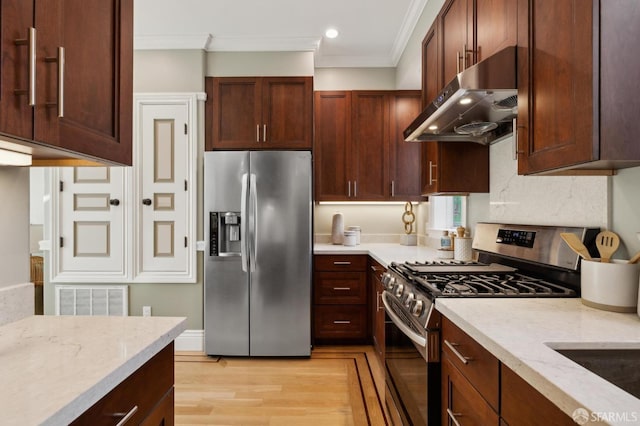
109;199;120;206
142;198;152;206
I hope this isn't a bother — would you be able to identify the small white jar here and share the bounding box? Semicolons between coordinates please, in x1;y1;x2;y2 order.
347;226;361;245
343;230;357;247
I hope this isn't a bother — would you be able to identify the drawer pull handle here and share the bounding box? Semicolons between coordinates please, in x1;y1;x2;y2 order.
114;405;138;426
332;287;351;291
444;339;472;365
333;320;351;324
333;261;352;265
447;408;463;426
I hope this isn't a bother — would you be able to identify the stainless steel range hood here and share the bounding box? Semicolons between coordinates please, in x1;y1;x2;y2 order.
404;46;517;145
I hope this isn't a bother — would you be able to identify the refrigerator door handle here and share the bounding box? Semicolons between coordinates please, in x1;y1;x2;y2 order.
249;173;258;272
240;173;249;272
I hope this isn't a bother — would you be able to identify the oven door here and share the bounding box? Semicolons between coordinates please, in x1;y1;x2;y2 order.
382;292;440;425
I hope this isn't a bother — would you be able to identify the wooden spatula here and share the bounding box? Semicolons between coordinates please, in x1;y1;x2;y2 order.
560;233;592;260
595;230;620;263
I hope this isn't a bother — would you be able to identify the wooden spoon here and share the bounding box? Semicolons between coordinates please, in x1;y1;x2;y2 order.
595;230;620;263
628;251;640;264
560;233;592;260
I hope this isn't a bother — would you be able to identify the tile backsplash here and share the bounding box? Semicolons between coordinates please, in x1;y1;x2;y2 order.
489;136;609;229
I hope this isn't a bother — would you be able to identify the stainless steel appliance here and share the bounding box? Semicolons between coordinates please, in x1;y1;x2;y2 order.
204;151;312;357
382;223;599;425
404;46;517;145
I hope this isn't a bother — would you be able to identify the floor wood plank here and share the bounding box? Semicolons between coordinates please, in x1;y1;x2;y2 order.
174;346;388;425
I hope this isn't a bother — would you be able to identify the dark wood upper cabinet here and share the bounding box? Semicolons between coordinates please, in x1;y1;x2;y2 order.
476;0;518;62
0;0;133;166
517;0;640;175
205;76;313;150
314;90;424;202
314;91;352;201
420;12;493;196
0;0;35;140
351;91;389;201
440;0;474;85
388;92;423;200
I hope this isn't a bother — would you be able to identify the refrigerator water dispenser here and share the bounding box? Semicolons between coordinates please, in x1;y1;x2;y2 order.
210;211;242;256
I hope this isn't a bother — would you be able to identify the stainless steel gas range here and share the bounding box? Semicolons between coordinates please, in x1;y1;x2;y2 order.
382;223;599;425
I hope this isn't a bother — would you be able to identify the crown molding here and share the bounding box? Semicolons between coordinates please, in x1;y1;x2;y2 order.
390;0;429;66
134;34;213;50
206;36;321;52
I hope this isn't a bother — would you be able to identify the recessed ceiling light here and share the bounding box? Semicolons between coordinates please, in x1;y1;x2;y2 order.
325;28;339;39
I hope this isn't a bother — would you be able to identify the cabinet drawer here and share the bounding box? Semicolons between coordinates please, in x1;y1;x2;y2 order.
71;342;174;425
314;255;367;271
442;356;499;426
314;271;367;304
442;317;499;411
314;305;367;339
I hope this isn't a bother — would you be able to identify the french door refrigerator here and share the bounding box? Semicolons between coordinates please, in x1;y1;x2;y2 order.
204;151;312;356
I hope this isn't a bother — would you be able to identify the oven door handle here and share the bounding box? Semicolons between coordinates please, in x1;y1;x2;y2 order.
382;292;427;348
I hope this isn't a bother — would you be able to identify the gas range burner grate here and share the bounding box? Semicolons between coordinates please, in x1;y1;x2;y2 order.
416;273;575;297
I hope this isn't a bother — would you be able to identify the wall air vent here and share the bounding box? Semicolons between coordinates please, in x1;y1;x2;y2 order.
55;285;128;316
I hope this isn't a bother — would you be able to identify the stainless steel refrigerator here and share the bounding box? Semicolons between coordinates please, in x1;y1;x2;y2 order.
204;151;312;356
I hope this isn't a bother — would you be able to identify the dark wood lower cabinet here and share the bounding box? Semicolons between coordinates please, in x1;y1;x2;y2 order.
501;364;574;426
313;255;368;344
441;315;576;425
442;355;500;426
71;342;174;425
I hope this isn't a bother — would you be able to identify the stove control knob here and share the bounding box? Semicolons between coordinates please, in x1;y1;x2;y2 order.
386;277;397;290
381;273;391;286
411;300;424;317
404;293;415;307
394;284;404;297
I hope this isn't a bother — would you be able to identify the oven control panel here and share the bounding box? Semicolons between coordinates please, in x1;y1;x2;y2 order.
496;228;536;248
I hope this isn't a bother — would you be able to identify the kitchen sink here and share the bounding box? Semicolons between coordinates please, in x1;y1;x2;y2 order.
555;349;640;399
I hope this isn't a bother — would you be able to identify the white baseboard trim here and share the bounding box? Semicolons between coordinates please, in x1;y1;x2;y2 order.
175;329;204;352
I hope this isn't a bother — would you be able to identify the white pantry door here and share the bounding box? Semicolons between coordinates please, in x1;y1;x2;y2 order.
134;96;197;282
53;167;130;281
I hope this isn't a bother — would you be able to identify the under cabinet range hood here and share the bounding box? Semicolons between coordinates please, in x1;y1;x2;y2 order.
404;46;517;145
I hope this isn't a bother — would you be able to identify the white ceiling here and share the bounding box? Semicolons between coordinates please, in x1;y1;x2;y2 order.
134;0;428;68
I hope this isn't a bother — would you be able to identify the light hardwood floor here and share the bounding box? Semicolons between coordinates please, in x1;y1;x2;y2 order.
174;346;388;425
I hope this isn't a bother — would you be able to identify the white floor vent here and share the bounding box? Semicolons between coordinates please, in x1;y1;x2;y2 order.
55;285;128;316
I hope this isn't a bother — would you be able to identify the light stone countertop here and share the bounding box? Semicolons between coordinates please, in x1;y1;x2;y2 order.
314;242;441;267
0;315;186;425
436;298;640;425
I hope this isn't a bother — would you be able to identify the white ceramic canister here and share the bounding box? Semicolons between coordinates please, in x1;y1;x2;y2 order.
454;237;473;261
331;212;344;245
581;259;640;313
343;230;357;247
347;226;361;245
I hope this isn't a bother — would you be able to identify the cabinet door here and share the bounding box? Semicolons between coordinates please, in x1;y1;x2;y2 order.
314;91;352;201
389;92;423;200
0;0;34;139
35;0;133;165
262;77;312;149
370;261;386;361
422;22;441;107
206;77;262;150
440;0;474;84
501;364;574;426
475;0;517;62
516;0;594;174
442;356;500;426
135;98;196;283
351;91;389;201
52;166;129;282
